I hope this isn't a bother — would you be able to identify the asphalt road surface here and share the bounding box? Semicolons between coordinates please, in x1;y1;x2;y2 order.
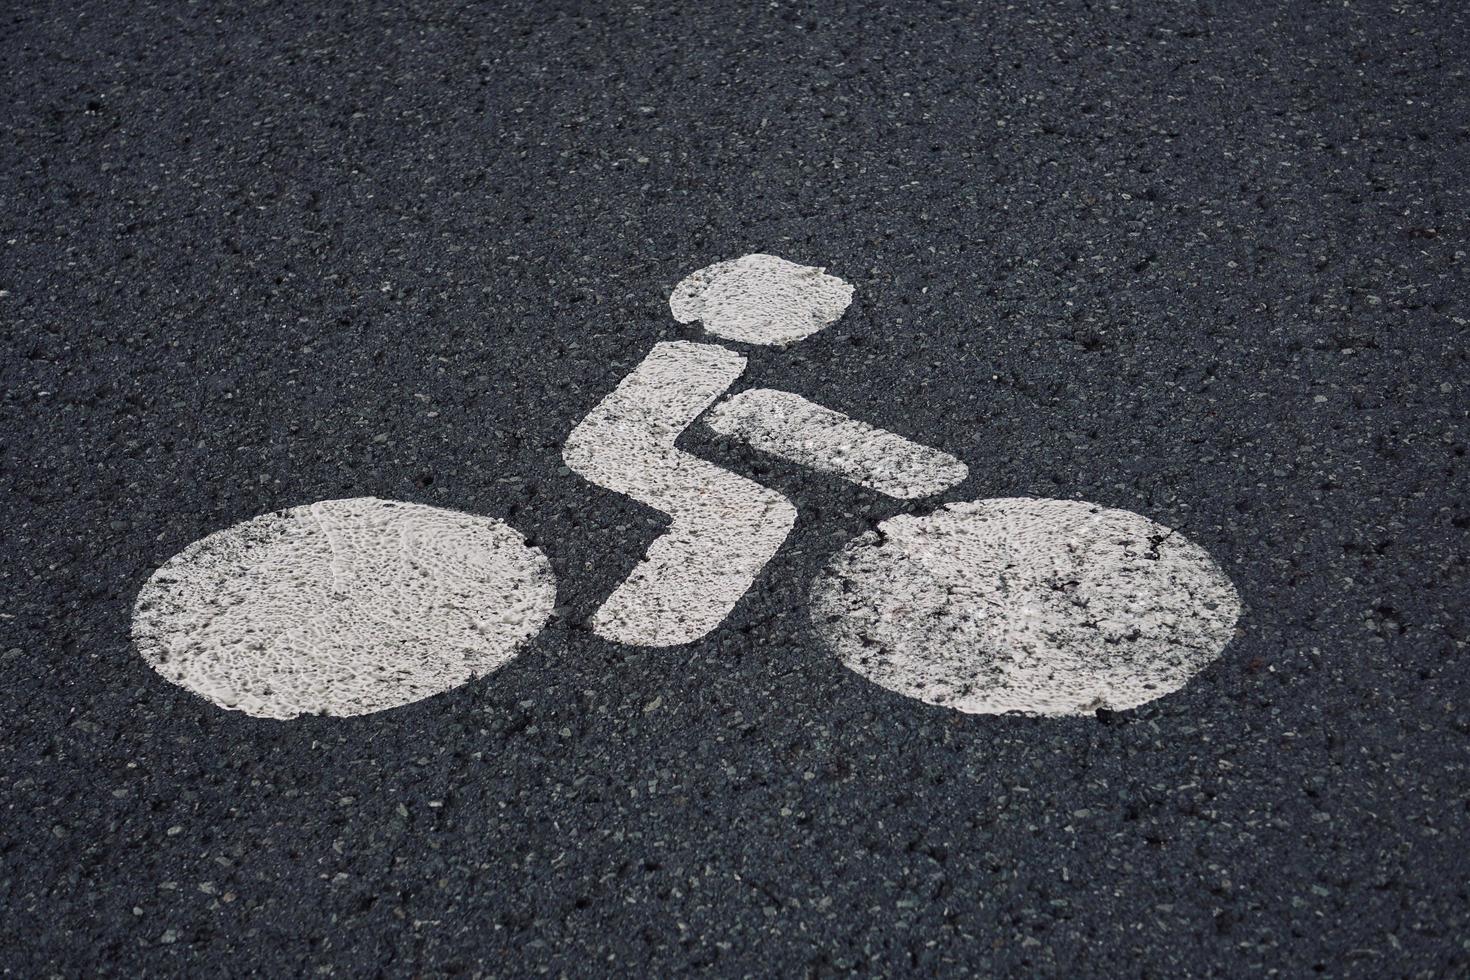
4;0;1468;975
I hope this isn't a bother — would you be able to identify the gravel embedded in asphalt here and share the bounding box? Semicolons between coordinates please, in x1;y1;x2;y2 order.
2;0;1468;974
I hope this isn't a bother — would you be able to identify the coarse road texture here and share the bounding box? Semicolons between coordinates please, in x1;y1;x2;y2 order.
3;1;1468;975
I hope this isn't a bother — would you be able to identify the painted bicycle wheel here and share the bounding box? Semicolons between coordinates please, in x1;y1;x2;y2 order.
133;497;557;719
810;497;1241;716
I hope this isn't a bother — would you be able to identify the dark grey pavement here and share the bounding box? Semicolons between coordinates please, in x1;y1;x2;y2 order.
3;0;1468;974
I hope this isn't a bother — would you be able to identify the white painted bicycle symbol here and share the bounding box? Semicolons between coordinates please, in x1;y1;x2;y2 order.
133;254;1241;720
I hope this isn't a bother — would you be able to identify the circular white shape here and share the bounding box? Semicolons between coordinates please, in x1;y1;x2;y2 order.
811;498;1241;716
669;253;854;346
132;497;557;720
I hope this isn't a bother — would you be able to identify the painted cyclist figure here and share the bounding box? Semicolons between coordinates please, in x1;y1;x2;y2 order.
133;254;1240;721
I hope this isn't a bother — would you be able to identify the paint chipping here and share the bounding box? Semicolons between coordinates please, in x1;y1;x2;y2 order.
669;253;854;346
811;497;1241;716
132;497;556;719
706;387;968;499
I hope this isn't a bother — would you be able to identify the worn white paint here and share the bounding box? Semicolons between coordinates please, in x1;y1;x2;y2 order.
706;388;968;499
131;251;1246;724
132;498;556;719
669;253;854;346
563;341;797;646
811;498;1241;716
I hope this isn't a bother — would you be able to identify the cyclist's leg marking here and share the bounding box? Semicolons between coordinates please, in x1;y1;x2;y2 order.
563;341;797;647
811;498;1241;716
132;498;556;719
670;253;854;346
706;388;968;499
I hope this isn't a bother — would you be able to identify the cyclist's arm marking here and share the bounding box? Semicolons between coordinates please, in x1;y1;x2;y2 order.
563;341;797;647
706;388;968;499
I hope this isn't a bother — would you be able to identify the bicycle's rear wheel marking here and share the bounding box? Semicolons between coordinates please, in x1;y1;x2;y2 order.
811;498;1241;716
132;498;556;719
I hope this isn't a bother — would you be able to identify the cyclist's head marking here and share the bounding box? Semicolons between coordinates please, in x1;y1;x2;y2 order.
670;253;853;346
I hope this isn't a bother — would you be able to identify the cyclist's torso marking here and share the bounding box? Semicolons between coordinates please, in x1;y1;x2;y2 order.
563;341;797;647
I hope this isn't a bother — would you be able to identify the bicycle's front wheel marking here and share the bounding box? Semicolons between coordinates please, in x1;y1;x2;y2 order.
811;498;1241;716
132;497;556;719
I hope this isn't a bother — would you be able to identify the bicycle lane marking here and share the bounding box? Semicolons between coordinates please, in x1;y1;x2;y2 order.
132;498;556;719
126;252;1243;721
